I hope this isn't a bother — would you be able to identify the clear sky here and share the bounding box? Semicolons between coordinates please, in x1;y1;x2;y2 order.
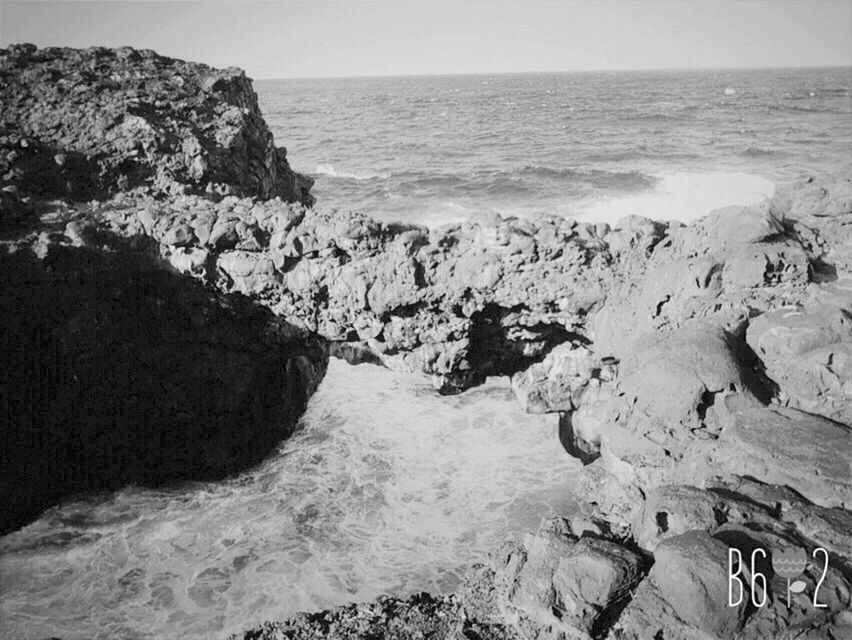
2;0;851;79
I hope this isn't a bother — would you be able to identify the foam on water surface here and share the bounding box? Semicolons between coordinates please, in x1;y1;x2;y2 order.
574;171;777;226
0;360;577;640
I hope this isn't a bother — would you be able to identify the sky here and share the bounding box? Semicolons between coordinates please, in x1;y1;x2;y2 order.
1;0;851;79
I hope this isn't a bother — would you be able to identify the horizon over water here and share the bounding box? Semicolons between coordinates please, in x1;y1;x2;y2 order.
258;66;851;226
260;64;852;83
2;66;851;640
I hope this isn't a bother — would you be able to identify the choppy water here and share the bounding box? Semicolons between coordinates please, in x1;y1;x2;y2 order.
258;67;852;225
0;361;576;639
4;67;852;640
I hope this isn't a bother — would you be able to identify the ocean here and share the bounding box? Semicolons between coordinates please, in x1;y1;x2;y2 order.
258;67;852;226
2;67;850;640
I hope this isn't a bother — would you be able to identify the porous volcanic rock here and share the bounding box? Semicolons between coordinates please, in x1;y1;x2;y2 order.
4;44;852;640
100;197;622;393
0;44;314;204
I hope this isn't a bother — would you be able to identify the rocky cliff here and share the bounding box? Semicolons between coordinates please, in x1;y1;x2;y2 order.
2;44;851;640
0;43;314;206
0;44;323;535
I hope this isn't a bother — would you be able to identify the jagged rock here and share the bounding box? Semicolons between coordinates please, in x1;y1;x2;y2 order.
487;520;646;639
0;44;313;204
101;197;615;392
610;531;748;640
602;215;666;263
594;204;811;361
229;592;519;640
746;304;852;424
5;42;852;640
511;343;617;413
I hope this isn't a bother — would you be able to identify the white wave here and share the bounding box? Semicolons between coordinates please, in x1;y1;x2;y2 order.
0;360;578;640
417;201;479;228
574;171;776;227
313;163;390;180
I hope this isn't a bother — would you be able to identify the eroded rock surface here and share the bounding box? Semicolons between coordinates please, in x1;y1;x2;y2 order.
3;44;851;640
236;178;851;639
97;197;622;393
0;43;314;205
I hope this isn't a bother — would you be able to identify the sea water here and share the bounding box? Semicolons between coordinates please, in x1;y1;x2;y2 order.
258;67;851;225
2;68;851;640
0;361;576;639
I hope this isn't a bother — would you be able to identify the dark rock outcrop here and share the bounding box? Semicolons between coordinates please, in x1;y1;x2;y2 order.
0;212;327;534
3;44;851;640
0;45;322;535
0;43;314;205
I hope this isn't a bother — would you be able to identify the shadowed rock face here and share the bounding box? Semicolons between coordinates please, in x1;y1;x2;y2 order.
99;198;626;393
0;45;322;532
0;44;314;204
0;215;327;536
3;44;852;640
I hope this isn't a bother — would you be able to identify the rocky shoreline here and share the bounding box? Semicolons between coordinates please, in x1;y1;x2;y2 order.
2;45;851;639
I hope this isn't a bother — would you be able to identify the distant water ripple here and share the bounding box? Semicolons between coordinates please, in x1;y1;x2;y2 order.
259;67;851;224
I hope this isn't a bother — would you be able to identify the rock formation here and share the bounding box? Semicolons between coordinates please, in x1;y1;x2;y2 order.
0;44;323;535
220;178;850;638
0;43;314;205
2;44;851;640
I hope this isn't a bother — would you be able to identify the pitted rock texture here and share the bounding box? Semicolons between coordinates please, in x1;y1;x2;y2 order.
0;43;313;204
236;178;852;640
100;197;629;393
4;44;852;640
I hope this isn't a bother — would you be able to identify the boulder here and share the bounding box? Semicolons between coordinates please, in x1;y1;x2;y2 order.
746;304;852;423
594;204;811;360
618;321;763;436
715;407;852;509
492;521;645;638
610;531;748;640
511;343;617;414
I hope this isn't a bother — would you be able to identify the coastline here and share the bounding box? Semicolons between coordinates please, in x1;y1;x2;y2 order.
1;44;851;640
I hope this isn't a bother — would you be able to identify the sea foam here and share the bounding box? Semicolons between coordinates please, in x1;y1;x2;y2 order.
0;359;578;640
574;171;776;226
